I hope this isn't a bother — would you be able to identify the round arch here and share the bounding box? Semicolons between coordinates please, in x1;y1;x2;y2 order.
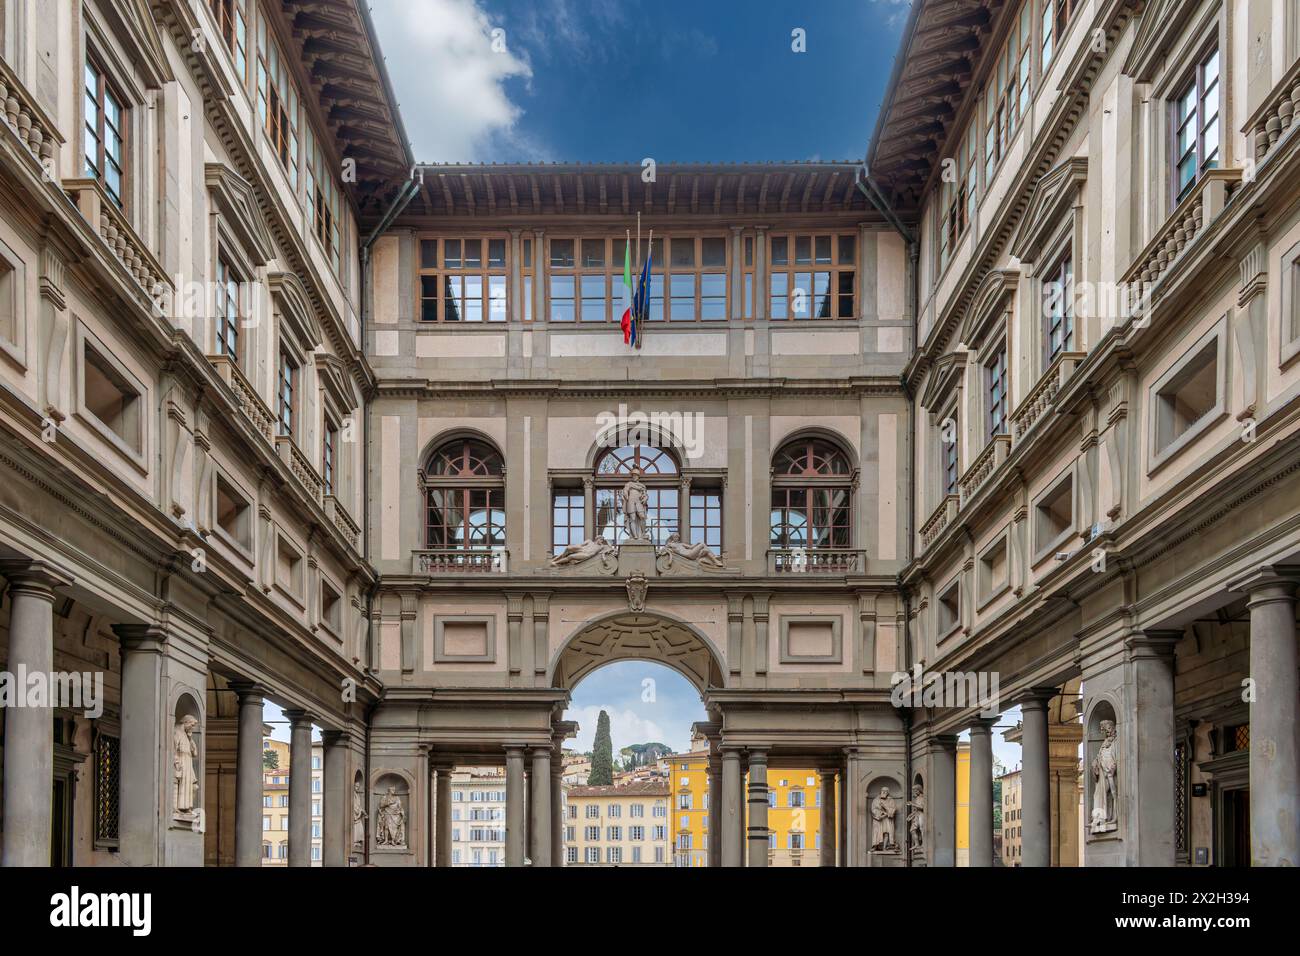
583;417;691;471
549;609;726;694
416;427;505;475
768;425;859;466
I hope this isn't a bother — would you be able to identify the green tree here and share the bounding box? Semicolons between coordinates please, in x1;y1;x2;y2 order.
263;749;279;771
589;710;614;785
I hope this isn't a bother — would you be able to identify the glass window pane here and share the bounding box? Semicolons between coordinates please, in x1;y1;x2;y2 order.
581;239;605;268
701;237;726;267
443;277;461;321
769;273;788;319
670;238;695;268
838;235;856;265
814;236;832;264
795;236;812;264
550;239;574;268
770;236;788;266
444;240;461;269
488;238;506;267
463;276;483;322
421;240;438;269
463;239;482;269
488;276;507;321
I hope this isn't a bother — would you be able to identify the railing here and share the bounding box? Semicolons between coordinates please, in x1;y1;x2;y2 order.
324;495;360;549
0;56;62;167
767;548;865;574
958;434;1010;503
1009;350;1085;441
64;177;173;301
276;435;322;504
207;355;275;441
920;495;958;551
1120;169;1239;298
413;549;508;574
1245;56;1300;169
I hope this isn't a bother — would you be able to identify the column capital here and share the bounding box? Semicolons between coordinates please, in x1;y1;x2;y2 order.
283;708;315;728
968;717;998;735
1228;564;1300;598
111;623;168;653
503;744;529;758
1010;687;1058;711
0;559;73;598
228;679;266;706
1124;629;1182;661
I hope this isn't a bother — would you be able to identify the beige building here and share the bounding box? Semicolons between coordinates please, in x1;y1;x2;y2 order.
261;728;323;865
564;782;670;866
1000;769;1022;866
449;767;506;867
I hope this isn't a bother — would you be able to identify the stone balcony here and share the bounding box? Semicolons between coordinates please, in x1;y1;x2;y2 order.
1246;56;1300;170
0;56;62;169
958;434;1010;503
276;434;323;504
766;548;865;574
208;355;275;441
64;177;173;302
412;549;507;574
920;494;958;552
1010;350;1085;441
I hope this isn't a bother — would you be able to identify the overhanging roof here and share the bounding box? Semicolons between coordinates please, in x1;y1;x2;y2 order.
865;0;1006;211
403;162;873;219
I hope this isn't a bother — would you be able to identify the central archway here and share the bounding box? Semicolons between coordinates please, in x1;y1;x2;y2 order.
550;611;726;693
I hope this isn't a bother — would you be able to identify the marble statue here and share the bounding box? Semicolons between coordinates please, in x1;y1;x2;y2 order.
1090;718;1118;833
550;535;615;567
352;781;366;850
660;533;725;569
173;715;199;814
621;469;649;540
376;786;406;848
907;784;925;848
870;786;898;850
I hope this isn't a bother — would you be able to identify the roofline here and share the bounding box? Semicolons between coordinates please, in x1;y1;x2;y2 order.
864;0;927;174
413;160;864;173
354;0;416;171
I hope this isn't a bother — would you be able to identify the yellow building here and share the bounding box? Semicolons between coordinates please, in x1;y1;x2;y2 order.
564;782;670;866
664;746;829;867
956;742;970;867
260;727;323;866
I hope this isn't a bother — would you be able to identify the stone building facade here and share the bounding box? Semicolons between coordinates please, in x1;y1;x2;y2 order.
0;0;1297;869
878;0;1300;867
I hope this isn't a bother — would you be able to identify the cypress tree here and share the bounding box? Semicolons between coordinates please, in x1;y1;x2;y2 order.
589;710;614;785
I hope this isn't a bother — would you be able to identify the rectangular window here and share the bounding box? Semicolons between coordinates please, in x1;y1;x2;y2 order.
83;56;126;208
936;579;961;636
1033;472;1075;557
688;489;722;551
83;341;142;454
552;490;585;556
938;130;976;271
418;237;508;322
978;534;1009;604
1041;0;1078;71
214;256;242;361
986;346;1008;438
1151;324;1225;463
984;4;1033;181
306;127;344;277
322;419;338;497
942;415;959;497
256;13;299;185
276;350;297;437
215;473;252;549
768;233;855;319
1173;45;1221;204
209;0;248;80
1043;252;1074;363
93;733;120;845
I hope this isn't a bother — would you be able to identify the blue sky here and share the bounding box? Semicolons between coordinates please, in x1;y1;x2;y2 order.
368;0;913;164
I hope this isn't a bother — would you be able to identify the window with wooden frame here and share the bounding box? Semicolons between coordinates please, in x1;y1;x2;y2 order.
938;128;977;272
423;438;506;551
521;236;534;322
83;55;126;209
418;237;508;322
984;3;1033;183
742;234;755;319
769;438;853;550
941;412;959;497
322;416;338;497
1043;250;1074;363
1172;44;1220;204
689;487;723;551
209;0;248;81
548;237;608;323
986;345;1009;438
276;348;297;438
1040;0;1078;72
667;236;728;322
214;254;244;362
768;233;855;320
594;443;680;545
551;488;585;556
305;126;343;276
256;13;299;186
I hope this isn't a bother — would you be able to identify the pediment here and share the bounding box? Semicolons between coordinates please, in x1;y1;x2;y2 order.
269;271;321;351
920;350;968;411
102;0;174;88
206;164;276;267
1122;0;1209;83
313;351;359;410
959;269;1019;348
1010;157;1088;262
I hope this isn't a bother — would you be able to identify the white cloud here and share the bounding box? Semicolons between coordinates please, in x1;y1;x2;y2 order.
566;704;676;754
368;0;541;162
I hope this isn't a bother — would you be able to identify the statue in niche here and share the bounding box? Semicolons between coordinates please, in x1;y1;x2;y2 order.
907;783;925;848
1090;718;1118;833
621;468;649;541
376;786;407;848
352;781;366;850
870;786;898;851
173;715;200;814
550;535;616;568
659;533;726;569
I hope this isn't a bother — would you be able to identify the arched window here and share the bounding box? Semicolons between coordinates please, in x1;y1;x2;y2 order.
423;438;505;553
769;437;853;550
593;443;680;545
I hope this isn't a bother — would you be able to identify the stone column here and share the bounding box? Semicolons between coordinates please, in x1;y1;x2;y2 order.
550;748;564;867
321;730;350;866
113;624;166;868
232;682;265;867
838;757;850;865
707;754;723;867
285;709;313;866
720;746;744;866
842;748;863;866
928;735;958;866
968;719;996;867
1018;690;1055;867
819;768;837;867
0;562;69;867
1124;629;1180;865
504;746;527;867
529;746;552;866
1236;568;1300;866
746;748;770;866
433;761;453;867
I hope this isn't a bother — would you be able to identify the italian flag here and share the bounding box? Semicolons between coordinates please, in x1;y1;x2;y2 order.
620;234;635;345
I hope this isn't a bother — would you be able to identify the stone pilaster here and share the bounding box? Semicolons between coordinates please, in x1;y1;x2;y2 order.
232;681;265;867
1016;689;1056;867
968;719;996;867
720;745;744;866
285;709;314;866
1123;629;1180;865
819;767;838;867
529;746;552;866
926;734;958;866
504;745;527;866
